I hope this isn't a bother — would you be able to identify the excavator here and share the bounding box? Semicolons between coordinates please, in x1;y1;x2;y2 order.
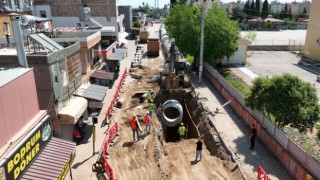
159;25;191;89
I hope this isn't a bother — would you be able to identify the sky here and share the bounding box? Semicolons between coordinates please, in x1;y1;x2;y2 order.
117;0;307;8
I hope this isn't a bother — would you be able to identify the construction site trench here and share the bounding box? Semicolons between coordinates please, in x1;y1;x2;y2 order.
106;25;244;180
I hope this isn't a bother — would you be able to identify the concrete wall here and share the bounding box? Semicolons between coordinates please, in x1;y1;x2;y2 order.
0;70;39;147
304;0;320;61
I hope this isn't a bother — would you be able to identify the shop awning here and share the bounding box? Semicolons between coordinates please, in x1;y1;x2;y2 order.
90;70;115;80
21;137;76;180
58;97;88;124
74;83;108;102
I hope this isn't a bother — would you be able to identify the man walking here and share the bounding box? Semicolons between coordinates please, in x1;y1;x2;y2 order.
144;112;151;134
148;99;154;119
130;115;140;141
249;124;257;150
195;138;203;161
146;90;152;102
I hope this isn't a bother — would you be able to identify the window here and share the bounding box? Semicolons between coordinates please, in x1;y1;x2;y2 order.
3;22;10;35
40;10;47;18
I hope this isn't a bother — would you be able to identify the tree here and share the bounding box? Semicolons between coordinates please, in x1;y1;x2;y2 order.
261;0;269;18
245;74;320;132
255;0;260;16
164;4;240;64
280;3;288;19
243;0;250;15
232;6;246;22
250;0;255;16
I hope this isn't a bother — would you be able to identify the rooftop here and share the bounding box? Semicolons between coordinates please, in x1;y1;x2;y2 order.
0;68;32;87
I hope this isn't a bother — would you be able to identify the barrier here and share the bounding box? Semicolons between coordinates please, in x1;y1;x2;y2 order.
258;165;270;180
102;123;119;180
101;67;127;180
105;68;127;124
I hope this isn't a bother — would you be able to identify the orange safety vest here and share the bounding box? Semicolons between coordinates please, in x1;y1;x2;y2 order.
144;114;150;125
130;118;137;130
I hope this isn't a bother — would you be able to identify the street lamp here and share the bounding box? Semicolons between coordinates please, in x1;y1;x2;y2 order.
196;0;214;83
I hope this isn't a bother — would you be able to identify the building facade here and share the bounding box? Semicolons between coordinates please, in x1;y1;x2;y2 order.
304;0;320;61
33;0;118;32
0;68;76;180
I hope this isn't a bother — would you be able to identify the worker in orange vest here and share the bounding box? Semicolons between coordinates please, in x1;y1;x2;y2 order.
130;115;140;141
144;112;151;134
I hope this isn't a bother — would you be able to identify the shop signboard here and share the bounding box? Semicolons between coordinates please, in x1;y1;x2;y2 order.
0;116;52;180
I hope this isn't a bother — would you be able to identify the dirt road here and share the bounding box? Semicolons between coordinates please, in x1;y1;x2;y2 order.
107;24;243;180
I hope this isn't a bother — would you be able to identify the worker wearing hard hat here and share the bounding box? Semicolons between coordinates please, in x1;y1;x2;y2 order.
148;99;154;120
144;112;151;134
130;115;140;141
178;122;187;140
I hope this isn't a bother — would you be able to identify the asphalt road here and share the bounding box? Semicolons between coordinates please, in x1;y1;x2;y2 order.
245;51;320;98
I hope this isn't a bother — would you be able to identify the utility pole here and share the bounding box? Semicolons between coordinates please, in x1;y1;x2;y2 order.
198;0;213;83
199;2;205;83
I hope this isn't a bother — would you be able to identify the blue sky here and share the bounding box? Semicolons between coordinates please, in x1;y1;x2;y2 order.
117;0;307;8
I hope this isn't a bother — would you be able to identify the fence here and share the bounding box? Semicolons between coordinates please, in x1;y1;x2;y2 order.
101;123;119;180
203;62;320;179
101;67;127;180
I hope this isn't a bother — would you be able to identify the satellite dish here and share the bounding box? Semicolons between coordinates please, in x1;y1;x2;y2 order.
83;7;91;14
20;15;35;26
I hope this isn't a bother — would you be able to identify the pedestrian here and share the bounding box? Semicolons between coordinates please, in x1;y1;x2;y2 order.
195;138;203;161
148;99;154;119
144;112;151;134
146;90;152;102
178;122;186;140
130;115;140;141
249;124;257;150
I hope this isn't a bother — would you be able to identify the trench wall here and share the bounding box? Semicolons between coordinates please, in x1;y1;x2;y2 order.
184;91;233;161
203;62;320;179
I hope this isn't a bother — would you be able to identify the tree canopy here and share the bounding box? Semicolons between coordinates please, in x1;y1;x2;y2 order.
261;0;269;18
164;4;240;64
245;74;320;132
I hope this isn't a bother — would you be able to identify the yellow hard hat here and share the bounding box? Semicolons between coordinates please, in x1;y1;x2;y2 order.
181;123;184;126
150;99;153;103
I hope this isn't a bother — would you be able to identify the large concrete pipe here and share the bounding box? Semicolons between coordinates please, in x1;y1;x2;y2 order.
160;99;183;127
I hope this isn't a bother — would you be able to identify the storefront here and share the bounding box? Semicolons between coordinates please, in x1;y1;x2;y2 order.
58;97;88;141
0;115;76;180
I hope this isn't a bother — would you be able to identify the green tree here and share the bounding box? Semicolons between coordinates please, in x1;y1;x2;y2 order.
261;0;269;18
243;0;250;15
133;21;142;28
250;0;255;16
164;4;240;64
232;6;246;22
280;3;288;19
245;74;320;132
255;0;260;16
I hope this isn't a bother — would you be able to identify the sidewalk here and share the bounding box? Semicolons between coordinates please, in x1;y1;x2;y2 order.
71;40;137;180
191;77;291;179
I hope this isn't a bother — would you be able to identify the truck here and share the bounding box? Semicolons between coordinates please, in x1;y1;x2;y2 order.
139;31;149;43
147;38;159;57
